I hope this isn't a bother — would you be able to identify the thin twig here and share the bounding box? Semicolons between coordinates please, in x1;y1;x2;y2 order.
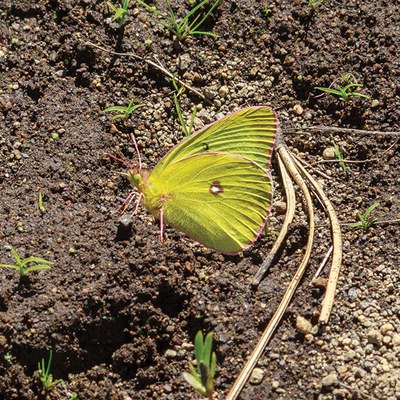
313;140;398;165
84;41;209;102
286;126;400;136
291;153;332;179
253;152;296;285
316;218;400;228
310;246;333;286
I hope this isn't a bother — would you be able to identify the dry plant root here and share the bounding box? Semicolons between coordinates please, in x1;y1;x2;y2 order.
227;138;316;400
229;131;343;399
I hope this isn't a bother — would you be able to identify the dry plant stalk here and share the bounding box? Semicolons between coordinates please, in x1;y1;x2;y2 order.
227;139;317;400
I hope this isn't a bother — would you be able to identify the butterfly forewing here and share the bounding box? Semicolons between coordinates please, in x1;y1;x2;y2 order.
145;153;272;253
152;107;277;176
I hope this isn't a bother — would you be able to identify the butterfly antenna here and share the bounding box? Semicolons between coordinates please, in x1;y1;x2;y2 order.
106;152;136;170
160;208;164;243
130;133;142;171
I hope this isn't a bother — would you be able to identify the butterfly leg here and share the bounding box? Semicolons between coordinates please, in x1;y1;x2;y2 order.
159;208;164;243
131;192;143;216
112;191;136;215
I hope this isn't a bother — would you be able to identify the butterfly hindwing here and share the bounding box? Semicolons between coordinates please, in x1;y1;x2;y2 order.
143;153;272;253
151;107;277;178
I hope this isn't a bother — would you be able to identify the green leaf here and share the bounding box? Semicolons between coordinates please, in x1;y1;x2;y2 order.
194;331;204;372
364;202;379;218
11;247;21;265
203;332;213;368
315;87;342;96
182;372;206;395
113;8;126;20
210;352;217;377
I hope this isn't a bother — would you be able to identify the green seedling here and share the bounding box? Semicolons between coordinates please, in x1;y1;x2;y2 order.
38;192;46;214
309;0;324;7
263;4;271;19
103;98;144;120
315;83;369;102
350;203;379;232
134;0;221;41
333;143;349;171
4;353;12;363
183;331;217;399
172;75;197;137
173;94;197;137
34;350;63;391
107;0;132;27
0;247;53;277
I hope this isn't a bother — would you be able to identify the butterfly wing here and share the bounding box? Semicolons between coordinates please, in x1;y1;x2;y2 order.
143;153;272;254
152;106;277;175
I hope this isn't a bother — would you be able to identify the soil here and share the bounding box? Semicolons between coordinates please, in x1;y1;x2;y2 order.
0;1;399;399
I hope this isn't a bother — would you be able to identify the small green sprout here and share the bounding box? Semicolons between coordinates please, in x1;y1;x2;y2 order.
173;94;197;137
183;331;216;399
107;0;132;28
333;143;349;171
38;192;46;214
315;83;370;102
134;0;221;41
263;4;271;19
172;75;197;137
34;350;63;391
309;0;324;7
49;132;59;142
103;98;144;120
350;203;379;232
0;247;53;277
4;353;12;363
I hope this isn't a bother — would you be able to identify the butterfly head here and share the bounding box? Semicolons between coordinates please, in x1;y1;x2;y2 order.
127;168;150;192
127;168;140;188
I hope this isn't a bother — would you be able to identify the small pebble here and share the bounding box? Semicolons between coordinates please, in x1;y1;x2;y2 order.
293;104;303;115
380;323;394;335
249;367;264;385
321;373;338;387
371;99;380;108
367;329;383;346
274;201;287;214
392;333;400;346
296;315;312;335
323;147;336;160
164;349;177;358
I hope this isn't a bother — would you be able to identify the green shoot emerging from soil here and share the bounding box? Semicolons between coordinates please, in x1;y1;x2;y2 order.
315;82;369;102
350;203;379;232
309;0;324;7
183;331;217;399
172;75;197;137
134;0;221;41
333;143;349;171
0;247;53;277
107;0;132;27
103;99;144;120
38;192;45;214
34;350;64;391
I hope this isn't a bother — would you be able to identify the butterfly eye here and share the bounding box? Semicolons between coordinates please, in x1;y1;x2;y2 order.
203;143;209;150
210;181;224;196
